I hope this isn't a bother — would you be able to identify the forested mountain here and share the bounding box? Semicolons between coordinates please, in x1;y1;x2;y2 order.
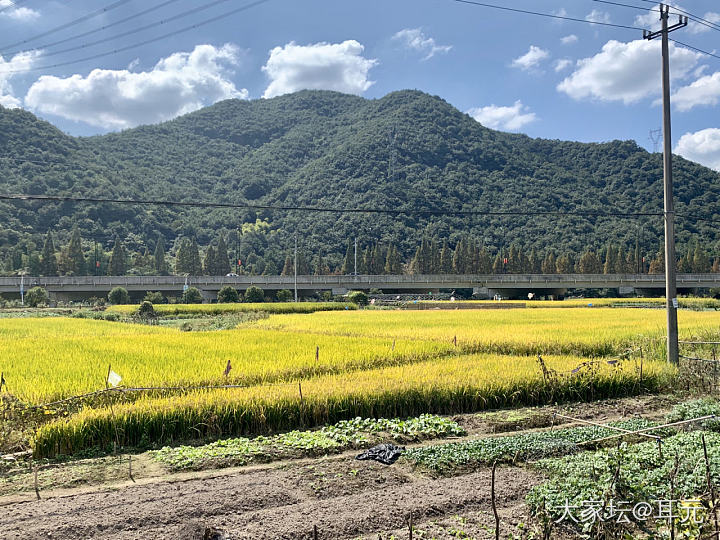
1;89;719;276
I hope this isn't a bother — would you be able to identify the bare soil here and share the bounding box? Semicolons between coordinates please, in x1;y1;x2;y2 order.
0;393;684;539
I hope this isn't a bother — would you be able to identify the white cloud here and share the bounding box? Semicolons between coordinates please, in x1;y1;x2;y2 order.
554;59;573;72
561;34;578;45
675;128;720;171
557;39;701;104
467;101;537;131
24;44;247;130
672;72;720;111
262;40;377;99
511;45;549;71
634;3;720;34
585;9;611;24
392;28;452;60
0;0;39;21
0;50;39;108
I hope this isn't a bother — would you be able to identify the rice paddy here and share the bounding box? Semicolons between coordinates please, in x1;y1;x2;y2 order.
2;304;718;457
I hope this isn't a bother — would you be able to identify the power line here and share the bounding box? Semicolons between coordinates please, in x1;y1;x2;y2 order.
5;0;238;61
0;0;271;74
0;192;663;219
669;38;720;61
0;0;134;53
450;0;647;31
1;0;185;58
590;0;647;13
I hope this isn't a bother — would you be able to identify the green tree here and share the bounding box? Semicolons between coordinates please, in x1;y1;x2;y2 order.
244;286;264;302
214;235;231;276
281;254;293;276
154;235;168;275
188;239;203;275
692;244;710;273
107;238;127;276
603;245;617;274
384;244;402;274
108;286;130;304
182;286;203;304
143;291;164;304
439;241;452;273
577;250;602;274
64;227;86;276
276;289;292;301
25;286;49;307
556;253;574;274
492;252;504;274
341;240;354;274
541;252;556;274
347;290;368;305
40;231;58;276
217;286;239;303
203;246;216;275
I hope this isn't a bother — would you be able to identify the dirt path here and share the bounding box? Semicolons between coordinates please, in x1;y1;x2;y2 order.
2;454;540;539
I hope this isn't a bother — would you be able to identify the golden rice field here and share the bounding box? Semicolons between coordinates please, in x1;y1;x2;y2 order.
252;307;720;356
0;318;450;404
2;306;718;457
33;352;673;457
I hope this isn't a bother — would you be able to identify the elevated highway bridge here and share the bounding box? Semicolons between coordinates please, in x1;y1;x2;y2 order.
1;274;718;302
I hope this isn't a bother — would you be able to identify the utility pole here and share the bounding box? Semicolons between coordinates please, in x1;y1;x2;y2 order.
294;235;298;302
354;237;357;279
644;4;687;365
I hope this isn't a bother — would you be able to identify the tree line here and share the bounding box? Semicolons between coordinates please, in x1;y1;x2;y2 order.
2;229;719;277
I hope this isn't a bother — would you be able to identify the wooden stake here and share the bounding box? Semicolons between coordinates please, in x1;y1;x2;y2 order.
33;462;40;500
315;346;319;362
453;335;457;347
408;511;413;540
313;524;318;540
105;364;111;390
491;461;500;540
392;338;395;351
129;454;135;482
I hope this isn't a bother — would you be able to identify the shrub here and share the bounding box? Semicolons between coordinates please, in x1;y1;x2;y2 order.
244;286;264;303
217;286;239;303
25;286;49;307
136;300;157;320
182;287;203;304
108;287;130;305
144;291;164;304
276;289;292;302
347;290;368;306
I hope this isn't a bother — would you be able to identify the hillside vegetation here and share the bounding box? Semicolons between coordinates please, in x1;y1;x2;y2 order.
1;89;719;274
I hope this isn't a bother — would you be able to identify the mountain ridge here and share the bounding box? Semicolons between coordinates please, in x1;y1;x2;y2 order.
0;89;718;273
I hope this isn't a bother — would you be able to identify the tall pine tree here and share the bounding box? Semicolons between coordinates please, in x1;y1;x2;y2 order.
40;231;58;276
107;238;127;276
154;235;168;275
65;227;85;276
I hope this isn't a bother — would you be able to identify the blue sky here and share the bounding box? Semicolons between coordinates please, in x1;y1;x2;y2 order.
1;0;719;170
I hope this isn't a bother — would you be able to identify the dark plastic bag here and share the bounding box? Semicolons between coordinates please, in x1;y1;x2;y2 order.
355;443;405;465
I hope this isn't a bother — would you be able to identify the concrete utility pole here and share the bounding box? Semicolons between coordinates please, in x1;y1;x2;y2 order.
294;236;298;302
644;4;687;365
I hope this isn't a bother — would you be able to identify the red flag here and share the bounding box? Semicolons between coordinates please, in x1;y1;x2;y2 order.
223;359;232;377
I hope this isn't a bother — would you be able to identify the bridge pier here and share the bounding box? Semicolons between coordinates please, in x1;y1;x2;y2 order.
199;289;216;303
